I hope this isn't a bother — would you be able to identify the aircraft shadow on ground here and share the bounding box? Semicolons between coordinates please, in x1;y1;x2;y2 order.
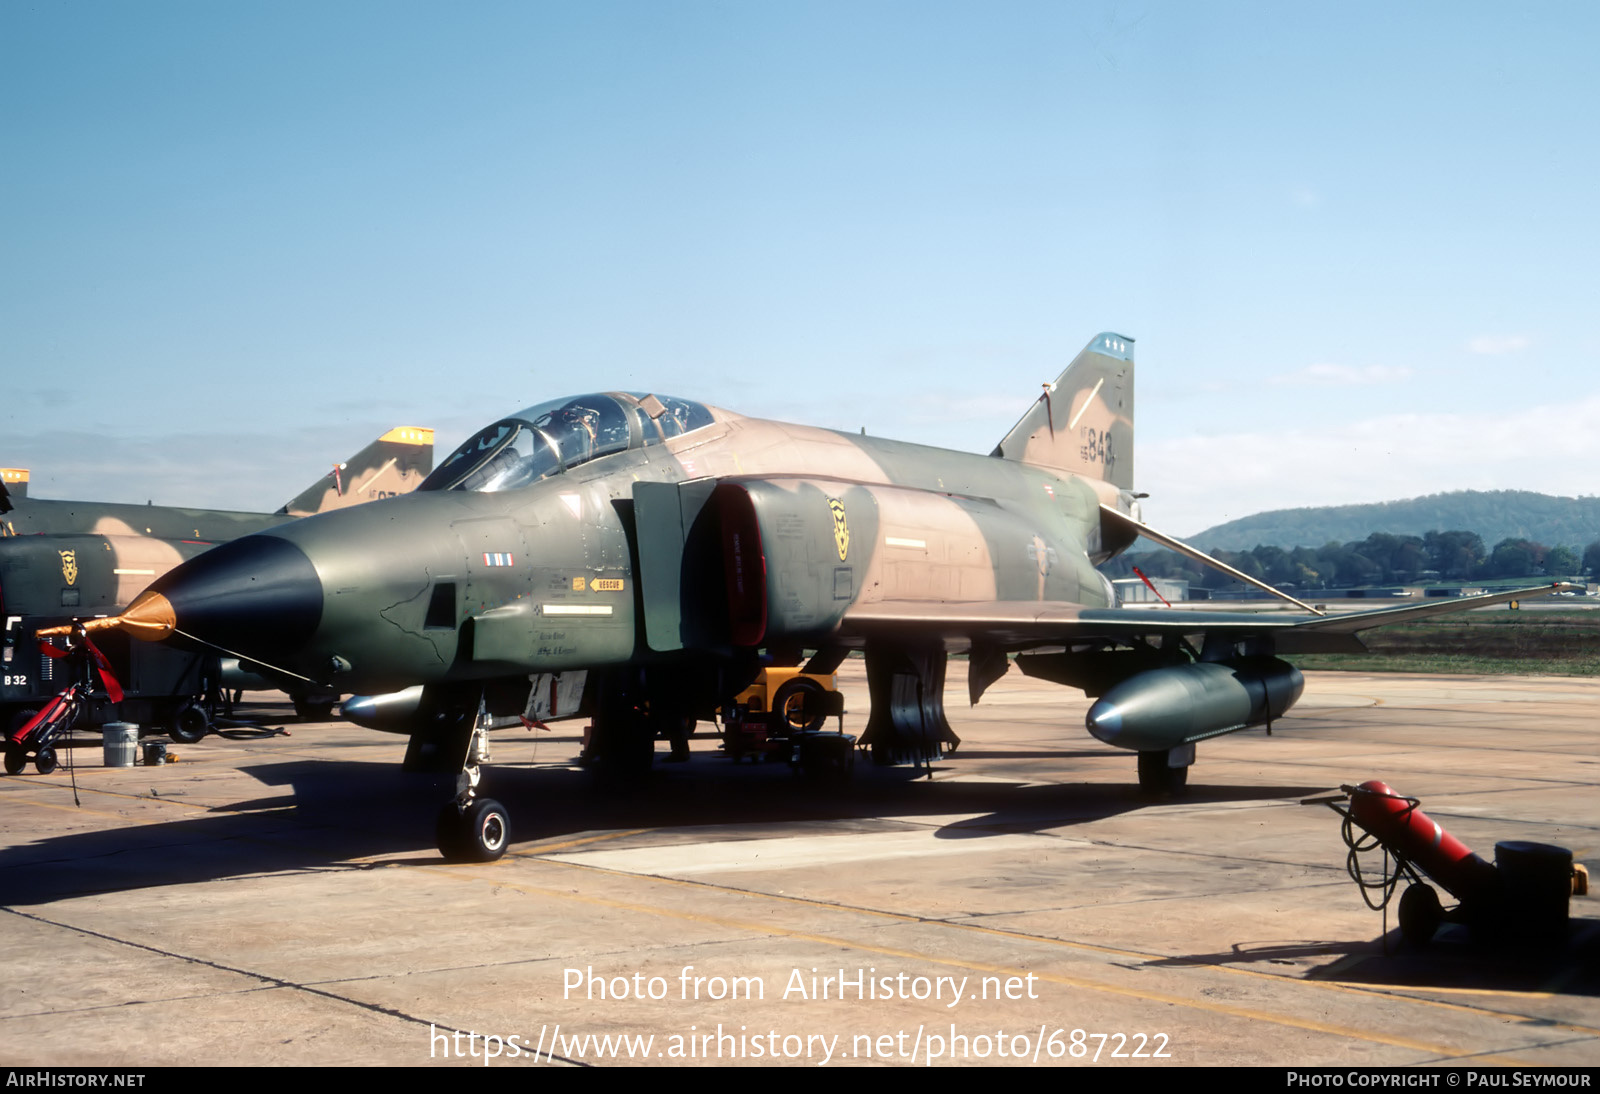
0;753;1326;907
1314;918;1600;998
1149;921;1600;998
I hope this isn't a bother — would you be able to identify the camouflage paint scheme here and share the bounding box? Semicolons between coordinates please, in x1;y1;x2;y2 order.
137;336;1133;697
1;427;433;614
1;429;432;729
108;333;1562;777
278;426;435;518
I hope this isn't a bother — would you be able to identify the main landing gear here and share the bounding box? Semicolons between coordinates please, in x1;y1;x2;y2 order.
858;645;960;769
1136;744;1194;797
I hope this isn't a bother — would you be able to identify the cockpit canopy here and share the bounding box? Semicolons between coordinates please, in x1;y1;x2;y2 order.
420;392;715;493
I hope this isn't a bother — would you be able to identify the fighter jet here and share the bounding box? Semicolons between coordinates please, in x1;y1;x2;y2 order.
2;428;433;735
65;334;1567;860
1;426;435;539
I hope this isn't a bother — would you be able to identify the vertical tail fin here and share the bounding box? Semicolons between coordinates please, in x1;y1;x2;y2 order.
992;332;1133;490
1;468;28;501
278;427;435;516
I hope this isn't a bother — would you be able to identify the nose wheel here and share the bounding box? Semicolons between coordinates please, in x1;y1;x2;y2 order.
435;702;511;863
437;797;511;862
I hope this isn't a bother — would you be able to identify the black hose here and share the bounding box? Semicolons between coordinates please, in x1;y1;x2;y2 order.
1338;784;1423;913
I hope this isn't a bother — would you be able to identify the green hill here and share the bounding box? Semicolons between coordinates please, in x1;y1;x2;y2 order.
1191;491;1600;552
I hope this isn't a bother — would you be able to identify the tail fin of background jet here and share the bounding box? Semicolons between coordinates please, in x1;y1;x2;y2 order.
1;468;28;502
992;333;1134;490
278;427;434;517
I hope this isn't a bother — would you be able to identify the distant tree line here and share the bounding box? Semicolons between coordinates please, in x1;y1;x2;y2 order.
1104;531;1600;591
1190;491;1600;556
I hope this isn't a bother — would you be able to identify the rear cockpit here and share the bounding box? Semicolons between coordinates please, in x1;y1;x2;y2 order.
420;392;715;493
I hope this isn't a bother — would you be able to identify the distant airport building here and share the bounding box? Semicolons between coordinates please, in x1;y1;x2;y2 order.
1113;577;1190;604
1210;585;1416;601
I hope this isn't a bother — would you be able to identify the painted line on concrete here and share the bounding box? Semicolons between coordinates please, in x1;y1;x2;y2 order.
546;829;1081;876
511;851;1600;1048
425;861;1550;1061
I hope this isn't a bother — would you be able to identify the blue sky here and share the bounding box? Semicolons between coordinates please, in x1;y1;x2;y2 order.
5;2;1597;535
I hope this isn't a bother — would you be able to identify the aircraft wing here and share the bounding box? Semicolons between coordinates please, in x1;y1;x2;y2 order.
836;582;1576;655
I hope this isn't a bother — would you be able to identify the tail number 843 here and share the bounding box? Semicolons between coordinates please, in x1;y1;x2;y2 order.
1079;427;1116;468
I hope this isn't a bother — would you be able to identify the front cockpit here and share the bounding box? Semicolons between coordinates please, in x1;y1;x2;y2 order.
419;392;715;494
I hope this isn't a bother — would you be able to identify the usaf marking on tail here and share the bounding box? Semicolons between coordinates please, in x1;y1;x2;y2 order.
63;333;1569;860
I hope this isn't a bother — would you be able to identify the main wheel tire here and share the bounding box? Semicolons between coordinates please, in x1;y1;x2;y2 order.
436;799;512;863
772;678;828;733
293;700;335;722
168;704;209;744
1398;883;1443;947
797;735;854;786
8;708;41;738
592;685;652;787
34;747;59;776
1137;750;1189;797
4;744;27;776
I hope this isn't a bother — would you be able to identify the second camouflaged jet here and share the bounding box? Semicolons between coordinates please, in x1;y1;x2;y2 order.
75;333;1568;860
3;428;433;735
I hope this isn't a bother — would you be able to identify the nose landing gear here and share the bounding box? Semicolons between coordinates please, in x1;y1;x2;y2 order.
437;795;510;863
435;702;510;863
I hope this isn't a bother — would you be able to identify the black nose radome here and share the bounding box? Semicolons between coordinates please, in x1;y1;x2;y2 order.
150;533;323;657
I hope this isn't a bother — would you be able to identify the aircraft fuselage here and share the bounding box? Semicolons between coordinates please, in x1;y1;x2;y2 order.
181;411;1127;695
